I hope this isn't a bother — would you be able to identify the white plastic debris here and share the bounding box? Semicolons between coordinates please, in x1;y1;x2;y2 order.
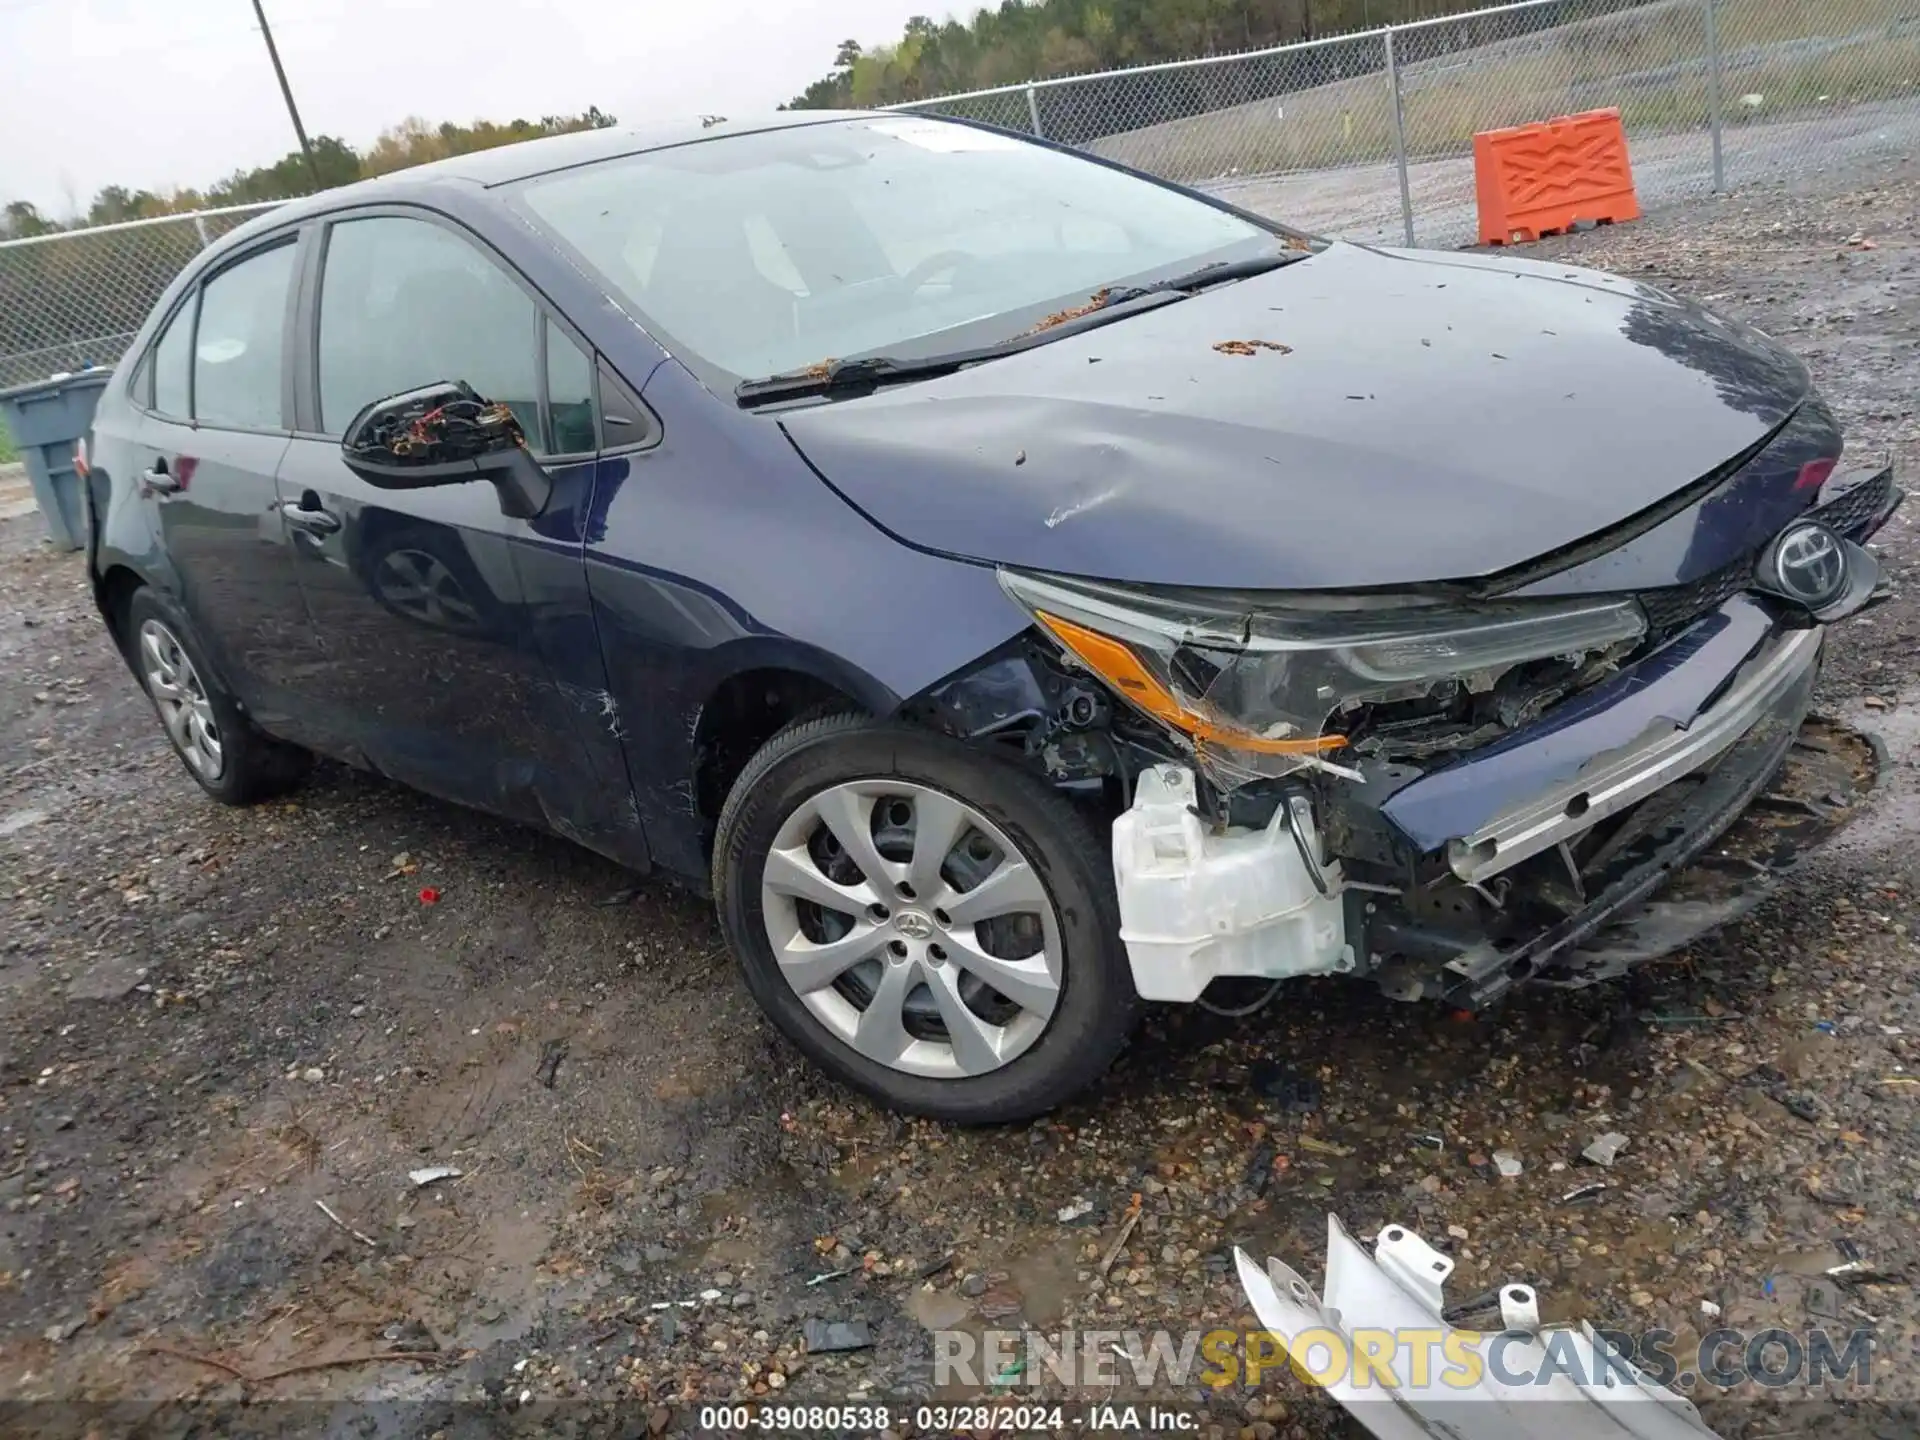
1235;1215;1723;1437
1493;1150;1524;1178
1582;1131;1630;1168
1057;1198;1094;1223
408;1166;463;1188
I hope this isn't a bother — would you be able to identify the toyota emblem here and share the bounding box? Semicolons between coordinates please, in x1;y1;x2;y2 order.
1768;522;1847;608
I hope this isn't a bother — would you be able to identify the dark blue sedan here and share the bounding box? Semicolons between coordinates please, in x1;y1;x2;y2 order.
83;113;1898;1120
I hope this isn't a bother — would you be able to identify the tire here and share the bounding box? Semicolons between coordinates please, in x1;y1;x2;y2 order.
713;713;1136;1123
123;586;310;805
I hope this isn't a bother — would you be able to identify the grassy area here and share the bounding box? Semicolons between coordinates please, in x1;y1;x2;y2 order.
0;419;15;466
1087;0;1919;181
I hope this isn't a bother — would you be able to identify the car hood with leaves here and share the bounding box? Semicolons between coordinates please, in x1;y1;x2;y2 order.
777;242;1814;591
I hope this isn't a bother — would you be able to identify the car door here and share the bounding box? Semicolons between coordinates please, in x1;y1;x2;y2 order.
113;229;329;741
274;206;635;846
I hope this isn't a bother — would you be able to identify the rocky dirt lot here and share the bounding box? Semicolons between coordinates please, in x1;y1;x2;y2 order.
2;164;1919;1440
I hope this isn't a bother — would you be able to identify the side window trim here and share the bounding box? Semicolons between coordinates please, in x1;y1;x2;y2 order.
536;313;553;455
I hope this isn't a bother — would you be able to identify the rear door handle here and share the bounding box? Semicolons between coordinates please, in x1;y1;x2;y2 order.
282;501;341;535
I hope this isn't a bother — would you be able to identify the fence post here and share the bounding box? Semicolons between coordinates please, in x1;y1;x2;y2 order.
1383;26;1416;247
1024;84;1045;138
192;216;211;249
1703;0;1725;191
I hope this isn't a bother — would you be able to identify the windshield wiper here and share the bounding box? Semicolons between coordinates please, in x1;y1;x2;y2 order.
1099;250;1308;306
736;353;967;407
734;250;1308;408
735;288;1188;407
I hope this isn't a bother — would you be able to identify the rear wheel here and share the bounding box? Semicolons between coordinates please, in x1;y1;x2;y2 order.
713;714;1135;1123
124;587;309;805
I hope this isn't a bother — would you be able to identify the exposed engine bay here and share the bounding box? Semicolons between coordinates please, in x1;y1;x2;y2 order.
904;461;1898;1014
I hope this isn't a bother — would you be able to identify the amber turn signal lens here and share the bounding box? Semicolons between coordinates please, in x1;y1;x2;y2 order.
1034;611;1347;757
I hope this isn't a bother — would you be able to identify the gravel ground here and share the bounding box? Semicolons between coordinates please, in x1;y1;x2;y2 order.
1;163;1918;1439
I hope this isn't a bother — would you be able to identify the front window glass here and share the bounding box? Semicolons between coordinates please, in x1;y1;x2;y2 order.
516;117;1286;384
317;216;550;451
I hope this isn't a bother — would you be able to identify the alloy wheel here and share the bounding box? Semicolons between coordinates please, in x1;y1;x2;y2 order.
139;618;223;781
759;780;1063;1079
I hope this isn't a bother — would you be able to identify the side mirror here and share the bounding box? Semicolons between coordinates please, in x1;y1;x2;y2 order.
340;381;552;520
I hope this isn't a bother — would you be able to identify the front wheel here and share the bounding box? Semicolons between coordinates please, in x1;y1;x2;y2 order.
713;715;1136;1123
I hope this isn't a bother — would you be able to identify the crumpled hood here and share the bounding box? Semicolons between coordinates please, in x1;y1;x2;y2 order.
778;242;1811;590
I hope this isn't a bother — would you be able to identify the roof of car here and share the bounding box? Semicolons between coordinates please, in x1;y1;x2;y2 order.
223;110;886;241
431;110;878;186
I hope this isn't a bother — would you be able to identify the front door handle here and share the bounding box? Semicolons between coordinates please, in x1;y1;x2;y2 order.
282;500;341;535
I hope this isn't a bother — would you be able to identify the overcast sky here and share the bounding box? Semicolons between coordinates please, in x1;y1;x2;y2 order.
1;0;956;216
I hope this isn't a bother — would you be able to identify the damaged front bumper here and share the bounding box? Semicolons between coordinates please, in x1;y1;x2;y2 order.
1408;602;1822;886
1235;1216;1724;1438
1110;592;1881;1011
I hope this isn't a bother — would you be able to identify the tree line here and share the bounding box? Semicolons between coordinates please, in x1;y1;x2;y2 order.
1;107;616;239
784;0;1631;108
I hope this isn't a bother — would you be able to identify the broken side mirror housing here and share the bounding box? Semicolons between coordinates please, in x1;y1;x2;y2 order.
340;381;553;520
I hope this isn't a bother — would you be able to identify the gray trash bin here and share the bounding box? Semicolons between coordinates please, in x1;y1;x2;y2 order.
0;370;109;551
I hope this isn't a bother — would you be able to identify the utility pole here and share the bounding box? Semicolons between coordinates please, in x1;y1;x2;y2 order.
250;0;320;188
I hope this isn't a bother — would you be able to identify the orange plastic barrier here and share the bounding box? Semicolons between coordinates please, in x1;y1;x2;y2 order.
1473;108;1640;247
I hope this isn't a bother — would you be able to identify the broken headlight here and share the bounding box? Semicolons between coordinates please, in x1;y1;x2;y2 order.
999;569;1646;781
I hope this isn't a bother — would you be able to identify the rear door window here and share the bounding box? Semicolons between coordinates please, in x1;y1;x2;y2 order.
192;241;296;431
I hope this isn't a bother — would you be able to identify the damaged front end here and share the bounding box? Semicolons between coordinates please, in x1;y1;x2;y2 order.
1235;1216;1724;1438
936;461;1899;1012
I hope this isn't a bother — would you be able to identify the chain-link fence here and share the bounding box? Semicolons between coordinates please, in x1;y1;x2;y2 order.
900;0;1920;246
0;203;280;390
3;0;1917;391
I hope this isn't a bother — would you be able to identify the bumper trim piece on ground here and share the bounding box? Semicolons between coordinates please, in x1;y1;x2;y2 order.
1445;621;1823;883
1235;1215;1723;1439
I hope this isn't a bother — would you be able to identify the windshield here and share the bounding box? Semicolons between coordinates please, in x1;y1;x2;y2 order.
513;116;1294;386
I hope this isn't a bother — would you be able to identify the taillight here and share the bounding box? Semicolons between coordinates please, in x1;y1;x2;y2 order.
1795;456;1837;492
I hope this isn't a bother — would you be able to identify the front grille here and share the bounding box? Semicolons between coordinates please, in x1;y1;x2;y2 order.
1638;557;1753;642
1810;467;1895;539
